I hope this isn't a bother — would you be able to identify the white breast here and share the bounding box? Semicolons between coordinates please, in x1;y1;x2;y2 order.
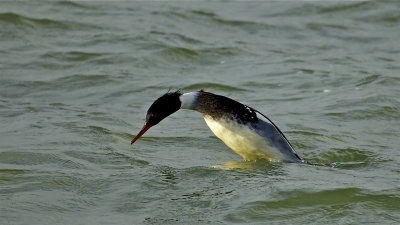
203;117;285;162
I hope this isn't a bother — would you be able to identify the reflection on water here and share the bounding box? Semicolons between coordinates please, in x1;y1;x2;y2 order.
213;160;276;170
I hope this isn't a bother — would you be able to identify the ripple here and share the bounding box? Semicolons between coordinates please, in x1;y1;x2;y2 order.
225;187;396;223
307;22;348;31
41;51;103;62
315;2;370;14
150;46;246;66
0;151;87;170
156;47;199;62
318;148;371;163
326;105;400;121
0;12;70;29
355;74;382;87
183;82;247;92
63;150;149;168
54;74;118;90
56;1;93;10
149;31;203;45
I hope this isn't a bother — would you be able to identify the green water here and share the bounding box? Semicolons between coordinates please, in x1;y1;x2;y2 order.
1;1;400;224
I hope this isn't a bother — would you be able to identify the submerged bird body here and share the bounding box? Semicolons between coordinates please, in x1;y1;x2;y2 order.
131;90;302;163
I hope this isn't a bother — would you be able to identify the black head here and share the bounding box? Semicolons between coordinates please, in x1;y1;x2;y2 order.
145;90;182;126
131;90;182;144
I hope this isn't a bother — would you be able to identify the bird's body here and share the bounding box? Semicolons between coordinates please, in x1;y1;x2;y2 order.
131;90;302;163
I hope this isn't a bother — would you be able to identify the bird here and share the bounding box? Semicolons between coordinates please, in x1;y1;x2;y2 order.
131;90;302;163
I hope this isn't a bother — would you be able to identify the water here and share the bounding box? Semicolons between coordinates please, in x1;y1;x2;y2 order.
1;1;400;224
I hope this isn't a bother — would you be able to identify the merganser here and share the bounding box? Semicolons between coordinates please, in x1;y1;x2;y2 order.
131;90;302;163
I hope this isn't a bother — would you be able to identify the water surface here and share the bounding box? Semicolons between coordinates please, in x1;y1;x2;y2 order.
1;1;400;224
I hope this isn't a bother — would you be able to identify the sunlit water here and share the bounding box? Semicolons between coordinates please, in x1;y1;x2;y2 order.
1;1;400;224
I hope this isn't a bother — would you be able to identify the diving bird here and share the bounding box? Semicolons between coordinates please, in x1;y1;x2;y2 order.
131;90;302;163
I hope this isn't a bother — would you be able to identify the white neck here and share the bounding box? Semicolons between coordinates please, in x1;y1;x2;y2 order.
179;92;198;110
